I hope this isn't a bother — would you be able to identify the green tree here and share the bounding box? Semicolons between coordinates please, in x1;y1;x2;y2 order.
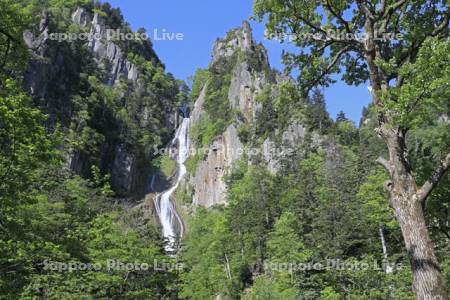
254;1;450;297
0;80;56;297
188;68;208;104
305;89;332;133
242;276;285;300
0;0;33;73
0;79;55;201
226;165;277;265
266;212;311;299
180;208;238;300
336;111;347;123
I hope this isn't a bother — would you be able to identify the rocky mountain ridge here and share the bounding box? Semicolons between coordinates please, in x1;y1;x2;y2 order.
179;21;342;212
184;21;307;208
22;4;180;198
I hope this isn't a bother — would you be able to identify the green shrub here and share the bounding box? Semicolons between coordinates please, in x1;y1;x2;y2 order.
237;123;251;144
188;68;209;104
186;152;202;176
175;181;193;205
152;155;177;178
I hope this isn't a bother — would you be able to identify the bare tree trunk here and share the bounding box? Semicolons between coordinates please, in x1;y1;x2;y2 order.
379;225;393;274
224;253;232;280
392;195;447;299
379;127;448;300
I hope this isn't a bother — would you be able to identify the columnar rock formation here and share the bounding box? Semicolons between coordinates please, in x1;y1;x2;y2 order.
187;21;268;207
186;21;333;208
23;6;177;198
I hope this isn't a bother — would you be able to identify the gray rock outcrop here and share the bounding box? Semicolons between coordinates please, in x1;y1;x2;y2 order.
188;21;275;207
212;21;255;64
73;7;139;84
192;124;243;207
23;6;176;198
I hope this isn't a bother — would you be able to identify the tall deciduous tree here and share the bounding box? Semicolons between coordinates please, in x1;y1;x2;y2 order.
254;1;449;298
0;0;34;74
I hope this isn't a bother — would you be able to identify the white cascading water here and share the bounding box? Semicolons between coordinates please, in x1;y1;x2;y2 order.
154;118;190;251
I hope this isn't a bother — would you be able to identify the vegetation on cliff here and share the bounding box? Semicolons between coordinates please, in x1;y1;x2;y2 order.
0;0;180;298
0;0;449;299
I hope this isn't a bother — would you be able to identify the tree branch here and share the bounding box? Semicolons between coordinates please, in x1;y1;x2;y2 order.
379;0;387;16
431;9;450;37
431;225;450;241
288;0;328;37
288;1;362;47
0;28;18;44
296;13;328;37
305;45;351;95
317;40;335;53
416;151;450;203
376;156;392;174
323;0;352;33
1;38;10;68
357;0;375;20
378;0;408;32
386;0;408;16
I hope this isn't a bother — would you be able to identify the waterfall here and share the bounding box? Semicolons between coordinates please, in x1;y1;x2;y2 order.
154;118;190;251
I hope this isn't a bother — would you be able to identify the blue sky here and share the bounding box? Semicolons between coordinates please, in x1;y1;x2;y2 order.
107;0;371;123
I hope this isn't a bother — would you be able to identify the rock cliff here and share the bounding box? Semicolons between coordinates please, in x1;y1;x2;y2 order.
191;124;243;206
187;21;279;207
185;21;334;209
23;5;179;198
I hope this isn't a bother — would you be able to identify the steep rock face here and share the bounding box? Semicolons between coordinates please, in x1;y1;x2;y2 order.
23;11;51;99
187;21;329;207
188;21;275;207
192;124;243;207
110;146;136;195
260;122;307;173
259;122;325;173
72;7;161;85
23;6;177;198
71;8;147;194
211;21;255;64
72;7;91;26
73;8;139;84
228;60;266;123
189;84;207;128
225;22;270;123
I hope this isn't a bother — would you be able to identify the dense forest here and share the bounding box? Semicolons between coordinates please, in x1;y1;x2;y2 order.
0;0;449;299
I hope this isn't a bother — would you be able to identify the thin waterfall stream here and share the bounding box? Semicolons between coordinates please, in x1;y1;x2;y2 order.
154;118;190;251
